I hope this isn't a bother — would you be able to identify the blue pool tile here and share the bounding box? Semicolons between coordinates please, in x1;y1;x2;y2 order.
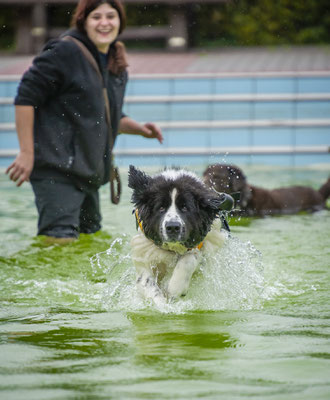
295;153;330;165
124;102;169;122
166;129;209;148
296;101;330;119
254;101;294;120
116;131;163;149
298;78;330;93
170;102;211;121
114;133;127;150
0;131;19;148
213;102;252;120
173;78;213;95
210;128;251;147
256;78;296;94
215;78;254;95
0;81;19;97
253;128;294;146
295;127;330;145
126;79;172;96
250;154;295;166
0;157;14;168
0;104;15;123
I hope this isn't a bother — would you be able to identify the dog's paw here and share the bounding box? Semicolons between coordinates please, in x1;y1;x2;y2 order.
136;272;167;307
166;269;191;299
153;293;168;309
166;282;189;301
167;292;186;304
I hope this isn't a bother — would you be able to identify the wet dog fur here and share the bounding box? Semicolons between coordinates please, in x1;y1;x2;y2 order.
128;165;228;305
203;163;330;217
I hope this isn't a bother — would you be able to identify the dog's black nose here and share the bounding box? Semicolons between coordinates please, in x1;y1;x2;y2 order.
165;221;181;236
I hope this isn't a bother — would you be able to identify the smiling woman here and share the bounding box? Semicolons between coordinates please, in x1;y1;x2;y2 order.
73;0;126;53
6;0;163;242
84;3;121;53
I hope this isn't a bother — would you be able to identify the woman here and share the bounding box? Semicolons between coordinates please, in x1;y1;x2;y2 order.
6;0;163;242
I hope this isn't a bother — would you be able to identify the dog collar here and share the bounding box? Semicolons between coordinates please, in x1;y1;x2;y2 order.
134;208;203;252
135;208;144;232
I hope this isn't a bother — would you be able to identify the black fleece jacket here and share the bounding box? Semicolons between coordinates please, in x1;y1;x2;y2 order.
15;29;128;190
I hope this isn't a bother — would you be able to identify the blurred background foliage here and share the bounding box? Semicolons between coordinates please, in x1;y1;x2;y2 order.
0;0;329;51
0;7;15;50
195;0;330;47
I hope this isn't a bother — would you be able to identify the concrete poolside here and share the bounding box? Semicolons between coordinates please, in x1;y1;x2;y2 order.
1;46;330;76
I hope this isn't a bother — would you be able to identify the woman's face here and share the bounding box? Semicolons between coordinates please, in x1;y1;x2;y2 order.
85;3;120;53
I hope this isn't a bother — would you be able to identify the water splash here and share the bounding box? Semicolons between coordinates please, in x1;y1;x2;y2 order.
0;231;308;314
92;234;267;313
89;236;145;311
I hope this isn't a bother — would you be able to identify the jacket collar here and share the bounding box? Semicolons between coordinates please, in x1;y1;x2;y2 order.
61;28;113;72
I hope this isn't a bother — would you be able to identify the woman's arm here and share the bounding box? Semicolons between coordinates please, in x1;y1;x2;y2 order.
119;116;163;144
6;105;35;186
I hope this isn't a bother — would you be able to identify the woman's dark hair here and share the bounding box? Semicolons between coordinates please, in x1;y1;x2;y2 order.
72;0;126;34
71;0;128;74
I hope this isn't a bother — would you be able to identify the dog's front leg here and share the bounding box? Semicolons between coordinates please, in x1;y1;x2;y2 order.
135;265;166;306
167;252;199;300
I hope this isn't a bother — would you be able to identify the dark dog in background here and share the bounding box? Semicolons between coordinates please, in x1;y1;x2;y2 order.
203;164;330;217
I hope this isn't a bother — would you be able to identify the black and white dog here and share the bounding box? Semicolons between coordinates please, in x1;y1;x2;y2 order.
128;165;233;305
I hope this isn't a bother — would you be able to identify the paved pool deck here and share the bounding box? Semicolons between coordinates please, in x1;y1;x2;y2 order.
1;46;330;76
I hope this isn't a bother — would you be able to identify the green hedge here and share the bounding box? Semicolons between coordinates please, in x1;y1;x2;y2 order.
195;0;330;47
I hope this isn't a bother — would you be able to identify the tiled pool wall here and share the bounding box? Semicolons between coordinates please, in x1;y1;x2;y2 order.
1;73;329;167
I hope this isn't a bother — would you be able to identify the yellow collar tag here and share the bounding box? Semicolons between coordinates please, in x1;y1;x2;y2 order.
196;241;204;250
135;208;144;232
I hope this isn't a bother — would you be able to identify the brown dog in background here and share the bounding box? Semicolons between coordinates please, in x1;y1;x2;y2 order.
203;164;330;217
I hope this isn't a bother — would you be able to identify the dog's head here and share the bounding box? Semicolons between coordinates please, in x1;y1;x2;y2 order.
203;164;251;208
128;165;231;249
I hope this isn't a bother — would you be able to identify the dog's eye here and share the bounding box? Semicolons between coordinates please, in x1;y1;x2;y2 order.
181;205;188;212
159;206;165;213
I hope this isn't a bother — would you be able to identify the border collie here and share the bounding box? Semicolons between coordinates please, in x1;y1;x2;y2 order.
128;165;233;305
203;163;330;217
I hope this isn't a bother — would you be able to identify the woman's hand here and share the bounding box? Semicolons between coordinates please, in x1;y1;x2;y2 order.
8;105;35;186
6;151;34;187
142;122;163;144
119;116;164;144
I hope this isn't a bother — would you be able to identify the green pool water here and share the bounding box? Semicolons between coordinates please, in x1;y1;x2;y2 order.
0;165;330;400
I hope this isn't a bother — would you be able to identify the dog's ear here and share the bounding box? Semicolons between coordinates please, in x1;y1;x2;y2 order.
128;165;151;190
128;165;152;204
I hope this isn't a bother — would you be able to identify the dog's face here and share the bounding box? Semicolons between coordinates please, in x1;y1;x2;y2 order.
203;164;251;208
129;166;224;249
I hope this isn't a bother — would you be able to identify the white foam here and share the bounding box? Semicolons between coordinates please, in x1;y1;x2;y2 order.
90;234;272;313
